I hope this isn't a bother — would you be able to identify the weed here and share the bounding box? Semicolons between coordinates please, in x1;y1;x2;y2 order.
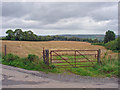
3;53;19;62
2;53;119;77
27;54;39;62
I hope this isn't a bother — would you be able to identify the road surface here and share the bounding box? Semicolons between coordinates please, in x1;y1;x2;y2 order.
1;64;119;88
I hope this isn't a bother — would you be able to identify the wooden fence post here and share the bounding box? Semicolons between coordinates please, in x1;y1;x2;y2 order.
45;49;49;65
43;48;45;63
50;51;52;64
97;49;101;64
75;50;76;67
4;45;7;56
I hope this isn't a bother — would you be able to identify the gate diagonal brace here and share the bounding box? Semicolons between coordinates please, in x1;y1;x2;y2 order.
76;51;94;65
54;52;75;67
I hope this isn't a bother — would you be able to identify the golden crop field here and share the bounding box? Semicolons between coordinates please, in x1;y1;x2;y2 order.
1;40;117;58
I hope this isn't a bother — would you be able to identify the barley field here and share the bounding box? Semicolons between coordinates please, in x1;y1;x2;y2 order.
1;40;117;58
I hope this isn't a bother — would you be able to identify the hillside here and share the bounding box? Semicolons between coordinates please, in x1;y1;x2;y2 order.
2;40;117;58
60;34;105;41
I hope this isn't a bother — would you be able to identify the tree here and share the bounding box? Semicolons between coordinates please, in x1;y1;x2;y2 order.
22;31;29;41
14;29;23;40
6;29;14;40
27;30;36;41
117;37;120;50
104;30;115;43
93;38;99;43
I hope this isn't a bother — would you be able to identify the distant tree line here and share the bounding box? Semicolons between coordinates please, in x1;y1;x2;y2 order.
2;29;119;52
2;29;101;43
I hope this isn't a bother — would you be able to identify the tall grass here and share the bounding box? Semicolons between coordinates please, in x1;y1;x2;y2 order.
2;53;59;73
65;54;119;77
1;53;119;77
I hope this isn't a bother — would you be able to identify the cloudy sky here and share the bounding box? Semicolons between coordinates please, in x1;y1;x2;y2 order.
2;2;118;36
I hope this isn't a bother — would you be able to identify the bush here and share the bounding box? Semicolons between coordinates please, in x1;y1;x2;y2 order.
105;39;119;52
92;37;120;52
27;54;39;62
92;42;105;46
2;53;119;77
96;56;119;77
3;53;19;62
2;53;59;74
49;65;56;69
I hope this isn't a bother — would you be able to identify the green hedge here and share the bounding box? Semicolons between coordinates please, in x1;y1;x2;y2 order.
92;37;120;52
2;53;58;73
105;38;119;52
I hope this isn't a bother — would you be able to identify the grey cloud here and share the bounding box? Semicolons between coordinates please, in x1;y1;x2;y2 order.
2;2;117;23
90;4;118;21
2;2;118;35
2;2;32;18
24;2;117;24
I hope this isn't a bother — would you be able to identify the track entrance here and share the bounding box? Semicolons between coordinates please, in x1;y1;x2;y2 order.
48;49;101;68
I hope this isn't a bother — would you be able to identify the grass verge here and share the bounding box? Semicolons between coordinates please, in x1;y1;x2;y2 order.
1;53;119;77
1;53;60;73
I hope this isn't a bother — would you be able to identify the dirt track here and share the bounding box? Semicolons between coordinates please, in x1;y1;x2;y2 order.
2;64;119;88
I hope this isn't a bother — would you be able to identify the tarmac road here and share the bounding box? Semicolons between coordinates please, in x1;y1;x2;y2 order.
1;64;119;88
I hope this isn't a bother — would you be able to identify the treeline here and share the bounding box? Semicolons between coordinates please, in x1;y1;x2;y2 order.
92;30;120;52
2;29;100;43
102;30;120;52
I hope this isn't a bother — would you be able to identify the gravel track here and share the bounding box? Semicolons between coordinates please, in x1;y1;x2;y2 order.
1;64;119;88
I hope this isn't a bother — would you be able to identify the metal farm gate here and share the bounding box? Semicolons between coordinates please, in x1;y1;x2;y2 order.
43;49;101;68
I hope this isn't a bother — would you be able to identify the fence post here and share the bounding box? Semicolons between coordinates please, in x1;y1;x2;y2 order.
97;49;101;64
4;45;7;56
43;48;45;63
50;51;52;64
75;50;76;67
45;49;49;65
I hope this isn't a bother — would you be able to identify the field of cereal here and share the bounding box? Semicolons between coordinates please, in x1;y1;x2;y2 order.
2;40;117;58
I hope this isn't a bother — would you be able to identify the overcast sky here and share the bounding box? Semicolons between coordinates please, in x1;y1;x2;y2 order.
2;2;118;36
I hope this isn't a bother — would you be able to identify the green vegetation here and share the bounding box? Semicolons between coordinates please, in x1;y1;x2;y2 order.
2;53;59;73
91;42;105;46
52;55;97;67
104;30;115;43
52;54;119;77
3;29;119;52
2;29;100;43
1;53;119;77
67;57;119;77
92;30;119;52
71;57;119;77
1;29;119;77
105;37;119;52
92;37;120;52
